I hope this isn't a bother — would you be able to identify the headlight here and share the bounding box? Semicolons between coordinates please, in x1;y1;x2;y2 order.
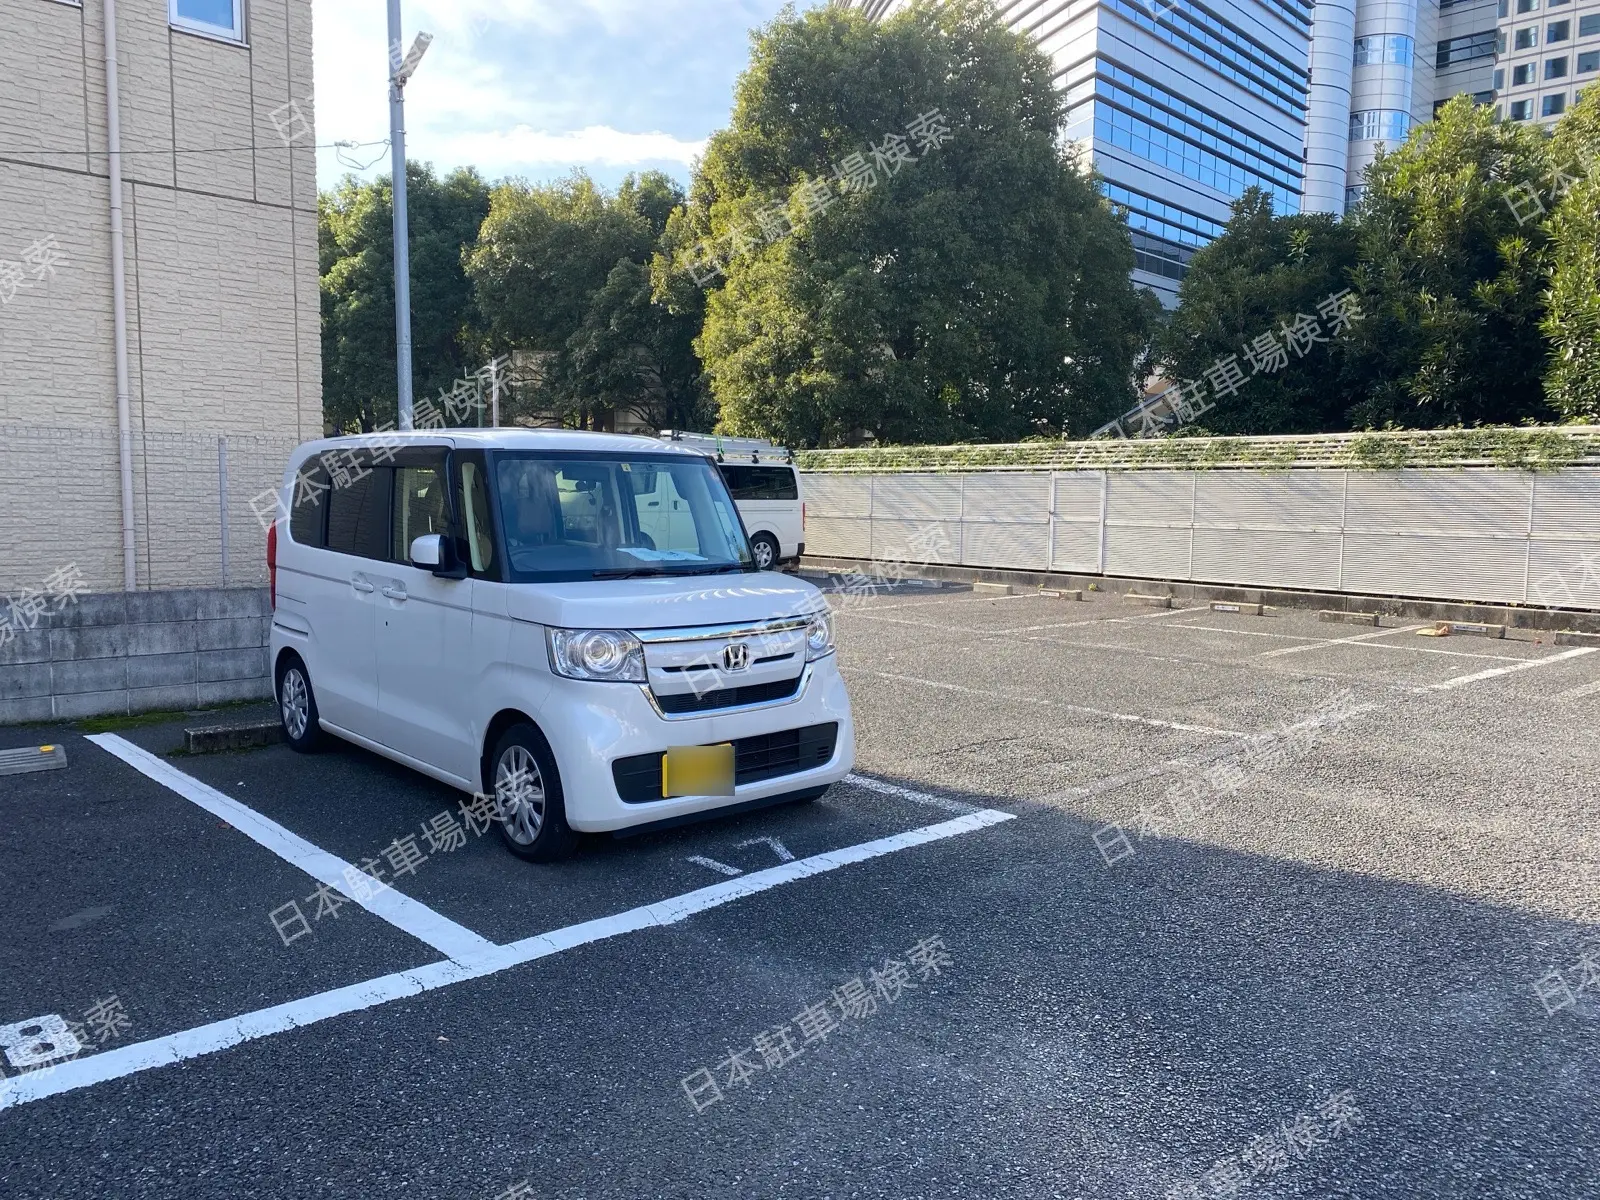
804;610;835;660
547;628;647;682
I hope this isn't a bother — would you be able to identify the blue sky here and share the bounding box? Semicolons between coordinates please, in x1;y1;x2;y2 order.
312;0;827;192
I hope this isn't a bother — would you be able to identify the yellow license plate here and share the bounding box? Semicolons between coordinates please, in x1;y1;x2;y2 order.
662;743;735;797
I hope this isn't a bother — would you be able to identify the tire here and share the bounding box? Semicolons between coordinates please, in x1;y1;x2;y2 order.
276;655;325;753
489;723;580;862
750;533;780;571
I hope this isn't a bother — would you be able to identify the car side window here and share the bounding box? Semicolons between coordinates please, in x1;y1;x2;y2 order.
325;457;393;561
456;454;497;577
720;464;798;500
289;459;329;548
392;458;450;563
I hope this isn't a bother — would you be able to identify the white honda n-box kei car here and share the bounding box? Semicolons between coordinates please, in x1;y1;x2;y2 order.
266;429;855;860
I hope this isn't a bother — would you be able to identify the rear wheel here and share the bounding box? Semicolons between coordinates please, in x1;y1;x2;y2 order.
750;533;780;571
490;724;580;862
276;656;325;753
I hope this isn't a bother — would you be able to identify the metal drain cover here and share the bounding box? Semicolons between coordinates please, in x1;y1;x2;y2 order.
0;744;68;776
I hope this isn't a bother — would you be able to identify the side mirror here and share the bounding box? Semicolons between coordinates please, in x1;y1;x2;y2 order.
410;534;444;569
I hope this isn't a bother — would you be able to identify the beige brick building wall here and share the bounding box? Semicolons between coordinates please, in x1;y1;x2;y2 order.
0;0;320;593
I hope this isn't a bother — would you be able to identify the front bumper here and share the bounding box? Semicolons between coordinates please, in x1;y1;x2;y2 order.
536;654;856;833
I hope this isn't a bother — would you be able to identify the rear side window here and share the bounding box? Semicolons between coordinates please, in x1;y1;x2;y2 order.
719;464;799;500
289;459;329;548
325;460;393;560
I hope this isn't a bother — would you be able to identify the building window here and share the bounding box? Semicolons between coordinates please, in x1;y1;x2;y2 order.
1542;92;1567;114
1579;50;1600;74
1349;109;1412;141
1493;67;1505;88
1548;19;1570;40
170;0;244;41
1514;25;1539;48
1580;13;1600;35
1547;55;1569;77
1509;98;1533;118
1549;0;1569;6
1354;34;1415;65
1517;0;1537;10
1438;30;1500;67
1497;0;1510;12
1513;62;1535;83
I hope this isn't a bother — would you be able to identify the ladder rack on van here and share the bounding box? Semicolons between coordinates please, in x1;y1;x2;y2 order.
657;430;794;464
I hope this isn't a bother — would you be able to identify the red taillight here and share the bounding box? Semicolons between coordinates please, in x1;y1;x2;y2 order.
266;521;278;610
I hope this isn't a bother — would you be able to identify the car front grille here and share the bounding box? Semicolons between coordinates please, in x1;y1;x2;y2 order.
612;723;840;803
653;675;802;715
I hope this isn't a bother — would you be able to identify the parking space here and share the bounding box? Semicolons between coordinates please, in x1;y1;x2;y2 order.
2;579;1598;1199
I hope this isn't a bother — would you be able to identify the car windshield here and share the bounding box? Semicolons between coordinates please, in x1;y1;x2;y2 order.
493;451;753;581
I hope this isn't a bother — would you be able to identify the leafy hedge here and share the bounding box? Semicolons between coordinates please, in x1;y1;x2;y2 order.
797;426;1600;473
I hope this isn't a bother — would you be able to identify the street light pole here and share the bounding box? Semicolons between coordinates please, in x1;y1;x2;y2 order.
387;3;431;431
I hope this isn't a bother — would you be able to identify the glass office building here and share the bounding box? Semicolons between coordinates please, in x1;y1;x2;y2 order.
840;0;1515;301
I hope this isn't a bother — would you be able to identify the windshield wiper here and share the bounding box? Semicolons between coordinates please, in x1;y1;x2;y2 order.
589;563;749;580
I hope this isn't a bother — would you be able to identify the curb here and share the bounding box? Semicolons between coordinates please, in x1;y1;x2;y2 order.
184;721;284;755
800;555;1600;640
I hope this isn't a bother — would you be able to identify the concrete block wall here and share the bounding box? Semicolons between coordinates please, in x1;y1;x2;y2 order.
0;587;273;725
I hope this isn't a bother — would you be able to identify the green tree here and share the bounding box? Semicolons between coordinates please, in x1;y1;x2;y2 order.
1344;95;1555;428
466;170;707;429
319;164;491;431
1156;188;1359;434
675;0;1157;447
1542;86;1600;421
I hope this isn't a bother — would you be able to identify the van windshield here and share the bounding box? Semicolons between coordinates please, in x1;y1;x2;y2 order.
493;452;753;581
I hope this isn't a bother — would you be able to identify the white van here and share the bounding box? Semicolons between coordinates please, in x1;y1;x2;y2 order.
266;429;855;861
657;433;805;571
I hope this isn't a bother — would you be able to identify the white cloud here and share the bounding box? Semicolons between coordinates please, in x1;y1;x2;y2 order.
446;125;708;174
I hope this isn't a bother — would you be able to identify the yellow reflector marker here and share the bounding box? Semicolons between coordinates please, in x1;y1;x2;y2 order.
40;746;55;753
662;743;735;797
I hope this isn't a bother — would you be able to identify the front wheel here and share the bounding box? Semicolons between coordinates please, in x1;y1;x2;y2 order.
750;533;780;571
490;724;580;862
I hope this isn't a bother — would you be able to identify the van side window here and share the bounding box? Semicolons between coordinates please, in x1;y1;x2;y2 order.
289;459;329;547
392;459;450;563
457;455;497;576
720;465;799;500
325;459;393;560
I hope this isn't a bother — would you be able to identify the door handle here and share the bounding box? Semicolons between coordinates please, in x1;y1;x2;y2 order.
381;585;408;601
351;578;375;594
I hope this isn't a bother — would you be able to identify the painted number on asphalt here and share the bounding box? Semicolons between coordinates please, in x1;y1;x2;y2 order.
0;1014;83;1070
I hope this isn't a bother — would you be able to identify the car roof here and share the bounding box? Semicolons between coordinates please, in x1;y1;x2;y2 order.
290;427;712;463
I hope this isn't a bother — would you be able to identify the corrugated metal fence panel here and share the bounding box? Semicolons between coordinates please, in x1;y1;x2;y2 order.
807;517;873;559
1192;471;1344;591
960;474;1050;569
1105;472;1194;580
1345;470;1532;533
1341;471;1532;603
1051;472;1104;573
1530;470;1600;538
1526;472;1600;607
803;474;873;518
871;474;963;520
1341;533;1529;603
797;466;1600;609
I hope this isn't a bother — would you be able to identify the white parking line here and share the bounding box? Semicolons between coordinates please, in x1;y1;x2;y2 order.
1553;678;1600;701
857;670;1248;737
86;734;499;966
1172;624;1321;641
1426;646;1598;691
844;771;980;815
1255;625;1429;658
0;803;1015;1110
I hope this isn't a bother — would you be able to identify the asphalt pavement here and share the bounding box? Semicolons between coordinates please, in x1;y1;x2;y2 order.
1;580;1597;1199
